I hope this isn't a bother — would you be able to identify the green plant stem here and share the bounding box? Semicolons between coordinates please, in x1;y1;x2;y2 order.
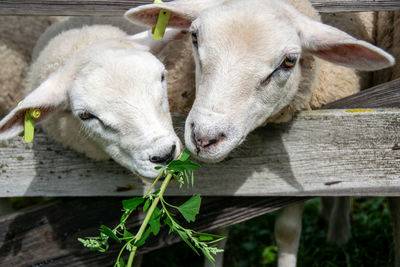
143;168;165;197
127;170;175;267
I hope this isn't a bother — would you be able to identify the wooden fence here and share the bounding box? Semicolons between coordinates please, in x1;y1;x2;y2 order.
0;1;399;266
0;0;399;16
1;79;399;198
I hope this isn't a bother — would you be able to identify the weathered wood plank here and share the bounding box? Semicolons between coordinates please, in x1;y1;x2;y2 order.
1;108;399;197
323;78;400;109
0;0;399;16
0;196;304;266
312;0;400;12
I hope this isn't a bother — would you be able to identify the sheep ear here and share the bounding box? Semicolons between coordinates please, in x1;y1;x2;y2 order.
124;0;223;28
127;28;188;55
298;18;395;71
0;67;72;140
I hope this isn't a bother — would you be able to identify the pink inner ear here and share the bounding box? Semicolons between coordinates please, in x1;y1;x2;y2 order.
137;9;160;26
316;44;386;66
136;8;192;28
0;107;55;134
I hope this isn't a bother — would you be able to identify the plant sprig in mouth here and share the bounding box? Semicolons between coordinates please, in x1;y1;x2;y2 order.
78;148;225;267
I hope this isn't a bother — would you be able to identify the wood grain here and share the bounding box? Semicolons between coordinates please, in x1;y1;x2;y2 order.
0;0;399;16
1;108;399;197
0;196;305;266
323;78;400;109
312;0;400;12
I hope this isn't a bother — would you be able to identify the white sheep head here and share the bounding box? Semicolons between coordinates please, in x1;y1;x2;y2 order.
0;30;184;179
126;0;395;162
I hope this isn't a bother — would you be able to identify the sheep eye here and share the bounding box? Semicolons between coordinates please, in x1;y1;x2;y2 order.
260;55;298;87
161;73;165;82
191;32;198;48
79;112;95;121
261;74;272;87
281;55;297;69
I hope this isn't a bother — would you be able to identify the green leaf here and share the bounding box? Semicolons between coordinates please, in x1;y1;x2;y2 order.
177;195;202;223
154;166;163;170
179;148;191;161
118;257;126;267
123;229;134;240
195;232;225;242
120;210;131;225
164;217;174;234
100;225;121;243
149;207;162;236
134;227;152;247
167;160;201;172
143;198;151;212
261;245;278;264
122;197;144;211
176;229;199;255
201;247;215;265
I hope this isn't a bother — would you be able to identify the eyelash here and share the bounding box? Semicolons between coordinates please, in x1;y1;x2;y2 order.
260;55;298;87
78;112;117;132
79;112;96;121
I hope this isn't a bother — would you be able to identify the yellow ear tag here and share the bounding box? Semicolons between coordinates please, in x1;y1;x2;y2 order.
152;0;171;40
24;109;41;143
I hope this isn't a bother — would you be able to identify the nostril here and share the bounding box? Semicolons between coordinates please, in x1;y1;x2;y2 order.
203;138;218;148
149;144;176;165
196;138;203;146
149;155;163;164
170;144;176;155
193;132;227;151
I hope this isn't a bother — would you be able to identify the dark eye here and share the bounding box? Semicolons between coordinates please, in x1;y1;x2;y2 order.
79;112;95;121
280;55;297;69
161;73;165;82
191;32;198;48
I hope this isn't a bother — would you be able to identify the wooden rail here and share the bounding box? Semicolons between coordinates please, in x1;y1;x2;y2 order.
0;0;399;16
1;79;399;197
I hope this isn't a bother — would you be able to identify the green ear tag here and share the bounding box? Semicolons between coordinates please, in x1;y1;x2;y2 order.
152;0;171;40
24;109;41;143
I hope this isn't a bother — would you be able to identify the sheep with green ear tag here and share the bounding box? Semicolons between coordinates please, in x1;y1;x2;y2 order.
0;18;188;179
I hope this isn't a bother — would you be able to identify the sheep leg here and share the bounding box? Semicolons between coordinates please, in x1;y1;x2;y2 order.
389;197;400;267
203;227;229;267
275;202;304;267
320;197;334;221
325;197;351;245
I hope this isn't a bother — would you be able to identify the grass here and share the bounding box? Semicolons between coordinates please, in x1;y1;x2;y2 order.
141;197;394;267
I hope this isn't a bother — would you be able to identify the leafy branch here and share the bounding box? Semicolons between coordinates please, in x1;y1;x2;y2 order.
78;148;225;267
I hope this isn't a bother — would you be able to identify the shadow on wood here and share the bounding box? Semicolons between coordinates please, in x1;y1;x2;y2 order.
0;197;304;266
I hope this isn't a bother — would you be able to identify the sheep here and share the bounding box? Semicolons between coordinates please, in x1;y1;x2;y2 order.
0;16;59;118
125;0;394;266
0;19;187;179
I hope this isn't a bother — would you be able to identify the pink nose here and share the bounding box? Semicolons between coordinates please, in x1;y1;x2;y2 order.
191;125;225;153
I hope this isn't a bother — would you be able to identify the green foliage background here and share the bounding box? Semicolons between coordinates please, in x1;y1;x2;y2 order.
142;197;394;267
